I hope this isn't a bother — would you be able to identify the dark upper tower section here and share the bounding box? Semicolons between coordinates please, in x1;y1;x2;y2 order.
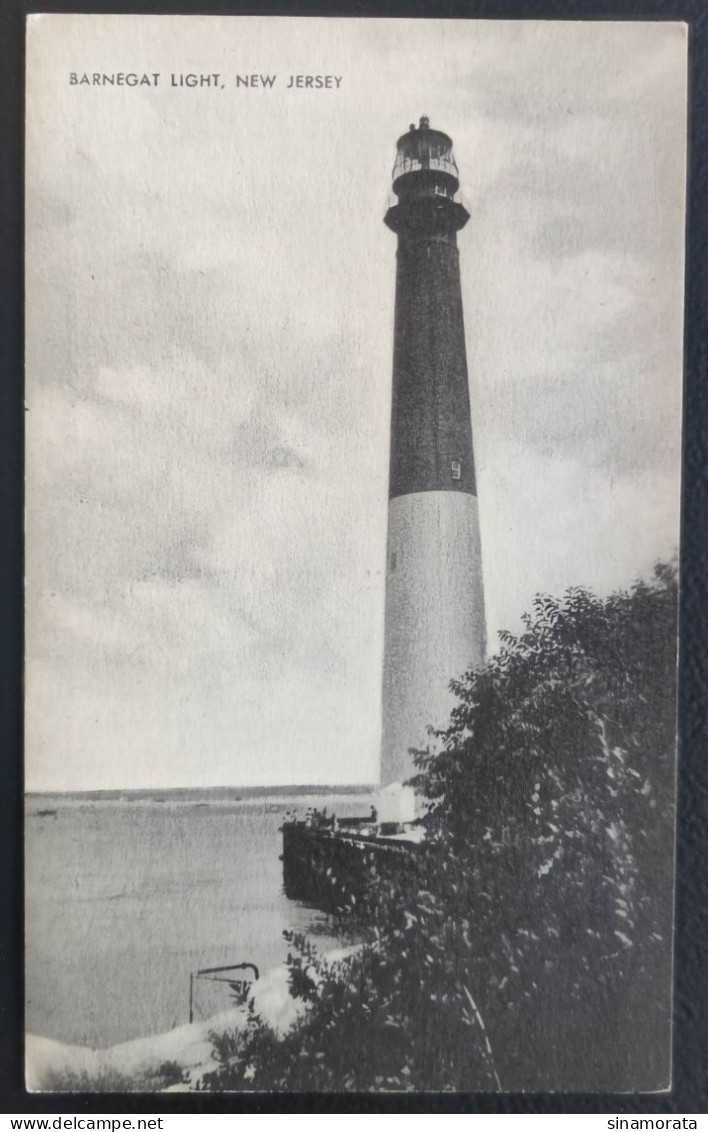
385;117;476;499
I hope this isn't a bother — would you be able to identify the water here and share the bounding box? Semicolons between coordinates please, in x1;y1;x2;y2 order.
25;790;373;1048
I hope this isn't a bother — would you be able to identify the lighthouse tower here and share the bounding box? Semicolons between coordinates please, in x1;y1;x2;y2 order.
380;117;486;788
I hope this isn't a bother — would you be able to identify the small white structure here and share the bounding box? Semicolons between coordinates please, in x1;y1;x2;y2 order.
377;782;417;827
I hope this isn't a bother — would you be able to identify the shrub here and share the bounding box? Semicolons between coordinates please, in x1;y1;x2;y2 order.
206;562;677;1092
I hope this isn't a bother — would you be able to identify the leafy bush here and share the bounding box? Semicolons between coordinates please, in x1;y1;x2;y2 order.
206;563;677;1092
412;561;677;1090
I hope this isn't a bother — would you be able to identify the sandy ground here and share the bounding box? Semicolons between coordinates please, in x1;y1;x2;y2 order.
27;946;359;1092
26;958;306;1092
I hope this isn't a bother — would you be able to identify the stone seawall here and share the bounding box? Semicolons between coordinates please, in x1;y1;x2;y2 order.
282;822;420;913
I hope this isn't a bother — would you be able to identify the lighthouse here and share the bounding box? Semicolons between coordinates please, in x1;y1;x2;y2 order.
380;117;486;789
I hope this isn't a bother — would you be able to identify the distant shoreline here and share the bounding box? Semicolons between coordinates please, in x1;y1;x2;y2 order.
25;783;377;802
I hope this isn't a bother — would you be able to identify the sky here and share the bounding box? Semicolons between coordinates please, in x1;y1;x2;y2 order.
25;16;687;792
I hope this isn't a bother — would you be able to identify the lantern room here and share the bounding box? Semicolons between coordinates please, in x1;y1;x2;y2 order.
391;116;460;201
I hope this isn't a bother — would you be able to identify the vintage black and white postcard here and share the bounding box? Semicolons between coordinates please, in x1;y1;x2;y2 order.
25;14;687;1093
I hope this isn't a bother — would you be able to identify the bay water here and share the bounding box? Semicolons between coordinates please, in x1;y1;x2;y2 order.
25;790;373;1049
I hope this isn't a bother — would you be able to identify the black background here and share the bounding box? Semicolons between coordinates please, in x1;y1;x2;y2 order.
1;0;706;1114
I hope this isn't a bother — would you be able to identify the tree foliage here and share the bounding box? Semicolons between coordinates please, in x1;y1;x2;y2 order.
205;562;677;1092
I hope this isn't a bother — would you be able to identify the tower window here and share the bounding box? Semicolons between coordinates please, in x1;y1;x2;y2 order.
451;461;461;480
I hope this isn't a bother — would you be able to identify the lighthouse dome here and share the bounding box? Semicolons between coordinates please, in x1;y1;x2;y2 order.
392;116;460;200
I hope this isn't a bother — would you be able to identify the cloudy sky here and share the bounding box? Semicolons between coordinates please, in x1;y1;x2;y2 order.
25;16;687;792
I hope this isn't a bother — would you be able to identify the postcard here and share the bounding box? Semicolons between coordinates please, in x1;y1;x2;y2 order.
25;14;687;1093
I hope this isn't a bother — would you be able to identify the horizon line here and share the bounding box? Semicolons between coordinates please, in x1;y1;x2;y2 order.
25;782;379;798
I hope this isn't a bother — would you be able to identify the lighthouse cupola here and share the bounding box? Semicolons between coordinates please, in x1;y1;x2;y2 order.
392;116;459;201
385;116;470;235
